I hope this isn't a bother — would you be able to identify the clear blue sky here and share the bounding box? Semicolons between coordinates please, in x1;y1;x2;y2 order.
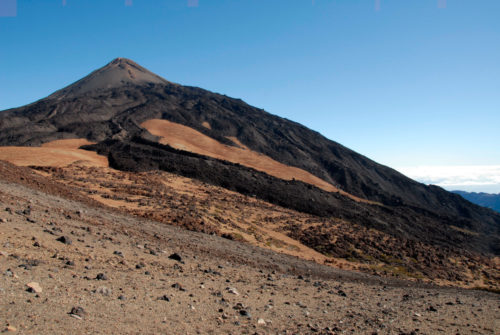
1;1;499;191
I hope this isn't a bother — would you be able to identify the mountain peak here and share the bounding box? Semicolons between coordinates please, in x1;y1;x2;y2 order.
49;57;170;99
107;57;148;69
110;57;133;64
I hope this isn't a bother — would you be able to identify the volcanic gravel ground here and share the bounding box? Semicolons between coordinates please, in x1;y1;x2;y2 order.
0;178;499;334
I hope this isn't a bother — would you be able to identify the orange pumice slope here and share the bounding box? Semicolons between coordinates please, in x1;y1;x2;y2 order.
142;119;376;204
142;119;338;192
0;139;108;167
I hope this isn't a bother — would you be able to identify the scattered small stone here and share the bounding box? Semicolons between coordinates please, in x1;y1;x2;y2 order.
33;241;40;247
18;264;32;270
65;260;75;266
338;290;347;297
96;273;108;280
118;295;126;300
227;287;239;295
257;318;266;325
96;286;112;296
69;306;86;318
168;253;182;262
26;282;42;293
171;283;186;291
233;302;245;310
113;251;124;257
239;310;251;318
149;249;157;256
204;268;222;276
6;325;16;332
0;218;6;223
427;306;438;312
56;236;72;245
158;295;170;301
135;262;145;269
296;301;307;308
19;259;40;270
308;323;318;331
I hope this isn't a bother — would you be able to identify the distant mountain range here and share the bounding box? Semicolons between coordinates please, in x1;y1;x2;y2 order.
453;191;500;213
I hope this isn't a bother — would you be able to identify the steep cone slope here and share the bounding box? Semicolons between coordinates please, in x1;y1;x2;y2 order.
49;57;170;99
0;58;499;257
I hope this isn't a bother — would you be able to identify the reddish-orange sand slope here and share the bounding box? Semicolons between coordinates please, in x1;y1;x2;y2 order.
142;119;340;193
0;139;108;167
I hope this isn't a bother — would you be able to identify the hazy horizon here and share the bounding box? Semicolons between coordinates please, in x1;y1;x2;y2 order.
396;165;500;194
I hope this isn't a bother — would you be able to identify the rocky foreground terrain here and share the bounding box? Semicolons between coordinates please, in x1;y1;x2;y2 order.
1;162;499;334
27;162;500;290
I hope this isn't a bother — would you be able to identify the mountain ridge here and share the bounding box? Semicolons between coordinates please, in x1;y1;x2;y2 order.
0;58;499;257
453;190;500;213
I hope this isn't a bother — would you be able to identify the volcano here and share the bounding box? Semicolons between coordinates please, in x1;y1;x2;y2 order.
49;58;171;99
1;58;499;258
